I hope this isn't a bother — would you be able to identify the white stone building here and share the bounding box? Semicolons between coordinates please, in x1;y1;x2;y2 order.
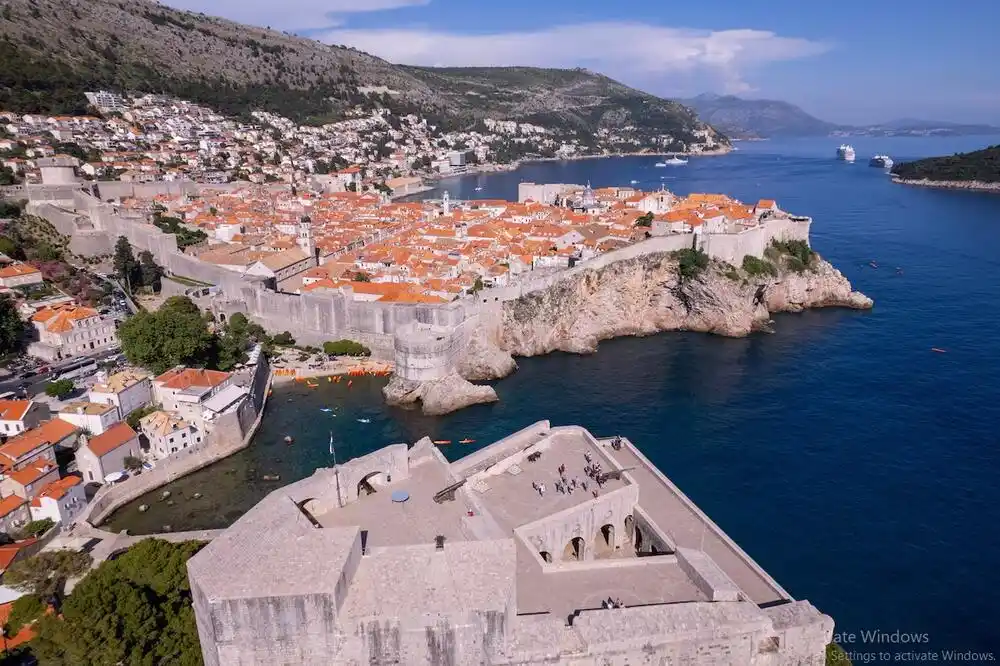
0;262;43;288
87;369;153;419
0;400;50;437
152;367;232;427
140;410;203;461
29;475;87;526
56;401;120;435
75;422;140;484
28;304;118;362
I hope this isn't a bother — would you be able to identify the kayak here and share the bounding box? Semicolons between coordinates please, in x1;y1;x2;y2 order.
459;438;475;444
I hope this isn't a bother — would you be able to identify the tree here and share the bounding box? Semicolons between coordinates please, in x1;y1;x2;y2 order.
44;379;75;400
0;296;24;356
21;518;55;538
353;272;370;282
138;250;162;293
29;539;205;666
271;331;295;346
323;339;371;357
634;212;654;227
123;456;143;473
118;296;215;374
4;594;45;635
4;550;91;600
112;236;137;292
126;405;157;430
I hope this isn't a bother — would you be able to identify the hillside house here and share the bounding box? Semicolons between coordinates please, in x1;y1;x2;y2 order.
28;304;118;361
75;423;140;484
29;475;86;525
0;400;50;438
88;369;153;418
140;411;203;461
56;401;120;435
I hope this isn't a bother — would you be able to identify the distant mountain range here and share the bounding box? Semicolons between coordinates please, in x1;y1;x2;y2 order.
682;94;1000;139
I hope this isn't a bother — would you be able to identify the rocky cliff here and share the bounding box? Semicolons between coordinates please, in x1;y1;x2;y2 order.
462;249;872;373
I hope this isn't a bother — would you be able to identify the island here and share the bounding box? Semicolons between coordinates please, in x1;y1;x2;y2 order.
891;145;1000;192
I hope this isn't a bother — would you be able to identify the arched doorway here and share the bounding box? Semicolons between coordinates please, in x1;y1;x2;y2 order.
593;524;616;558
624;515;634;543
357;471;384;497
634;527;644;554
539;551;552;563
218;312;226;323
562;536;585;562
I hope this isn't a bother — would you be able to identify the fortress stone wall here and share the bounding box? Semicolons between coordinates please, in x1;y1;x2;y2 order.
29;185;811;384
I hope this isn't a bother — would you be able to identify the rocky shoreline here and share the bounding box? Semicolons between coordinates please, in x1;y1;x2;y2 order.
891;177;1000;193
395;251;871;415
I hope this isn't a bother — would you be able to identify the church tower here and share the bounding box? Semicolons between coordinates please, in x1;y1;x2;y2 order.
298;215;316;260
442;190;451;216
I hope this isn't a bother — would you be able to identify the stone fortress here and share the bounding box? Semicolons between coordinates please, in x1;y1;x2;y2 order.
4;169;864;416
186;421;834;665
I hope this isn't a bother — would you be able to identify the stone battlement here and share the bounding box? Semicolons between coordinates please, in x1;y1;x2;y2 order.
186;422;833;665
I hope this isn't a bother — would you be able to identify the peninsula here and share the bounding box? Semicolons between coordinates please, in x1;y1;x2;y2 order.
891;145;1000;192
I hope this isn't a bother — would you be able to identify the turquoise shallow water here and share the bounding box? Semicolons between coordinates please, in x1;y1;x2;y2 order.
107;137;1000;657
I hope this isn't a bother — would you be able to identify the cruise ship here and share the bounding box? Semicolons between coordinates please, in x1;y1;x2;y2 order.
836;144;856;162
869;154;894;169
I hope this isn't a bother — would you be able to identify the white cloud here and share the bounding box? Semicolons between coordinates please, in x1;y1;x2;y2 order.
321;22;830;94
159;0;429;31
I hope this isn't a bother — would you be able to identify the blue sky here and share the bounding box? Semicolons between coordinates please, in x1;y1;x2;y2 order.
163;0;1000;125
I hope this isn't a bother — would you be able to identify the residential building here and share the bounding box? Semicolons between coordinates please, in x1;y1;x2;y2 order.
0;262;43;288
56;401;120;435
0;458;59;500
0;400;50;437
75;422;140;484
28;304;118;361
0;495;30;535
29;475;86;525
0;419;76;472
244;247;314;282
88;368;153;418
140;410;203;460
152;367;232;426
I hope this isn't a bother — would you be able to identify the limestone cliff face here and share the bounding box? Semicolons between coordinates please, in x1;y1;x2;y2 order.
466;251;871;364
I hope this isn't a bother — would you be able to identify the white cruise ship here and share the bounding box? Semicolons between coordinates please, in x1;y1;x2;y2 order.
869;154;894;169
836;144;856;162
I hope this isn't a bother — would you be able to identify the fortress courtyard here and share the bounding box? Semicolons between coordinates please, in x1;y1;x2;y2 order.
186;421;834;665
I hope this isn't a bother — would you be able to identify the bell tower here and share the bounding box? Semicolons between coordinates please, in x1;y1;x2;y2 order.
298;215;315;260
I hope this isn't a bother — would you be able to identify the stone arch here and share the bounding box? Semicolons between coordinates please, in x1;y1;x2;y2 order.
218;312;226;323
356;471;385;497
539;551;553;563
634;526;644;554
624;515;634;543
593;523;616;558
562;536;586;562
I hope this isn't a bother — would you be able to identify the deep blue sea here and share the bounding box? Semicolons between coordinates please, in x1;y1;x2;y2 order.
108;136;1000;658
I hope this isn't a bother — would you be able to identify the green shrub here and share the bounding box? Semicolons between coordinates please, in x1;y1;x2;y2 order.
674;248;709;280
724;269;740;281
5;594;45;634
772;239;815;268
22;518;54;537
271;331;295;346
741;255;777;277
126;405;157;429
323;339;372;357
44;379;74;399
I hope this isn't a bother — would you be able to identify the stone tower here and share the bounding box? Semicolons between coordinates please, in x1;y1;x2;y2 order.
298;216;315;259
442;190;451;216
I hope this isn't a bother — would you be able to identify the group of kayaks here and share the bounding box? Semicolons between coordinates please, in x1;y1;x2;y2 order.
433;438;476;446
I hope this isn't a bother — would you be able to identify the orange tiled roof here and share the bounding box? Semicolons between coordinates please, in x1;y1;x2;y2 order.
0;263;41;279
154;368;231;390
0;400;30;422
30;475;81;505
0;494;27;519
86;422;137;458
30;304;99;334
0;537;37;571
7;460;56;487
0;419;77;465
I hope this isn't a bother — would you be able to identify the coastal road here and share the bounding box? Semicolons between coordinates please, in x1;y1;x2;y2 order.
0;347;122;396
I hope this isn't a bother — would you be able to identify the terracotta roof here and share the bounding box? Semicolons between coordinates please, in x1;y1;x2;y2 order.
58;401;116;416
0;596;47;648
0;494;27;519
30;475;82;505
0;263;41;279
30;304;100;334
0;419;77;464
0;537;37;572
154;367;231;390
0;400;30;422
257;247;309;271
90;369;150;394
140;410;191;437
7;461;57;488
86;422;137;458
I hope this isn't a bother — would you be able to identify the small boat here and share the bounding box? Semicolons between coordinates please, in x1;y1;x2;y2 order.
283;435;294;443
347;380;353;387
664;156;688;165
931;348;947;354
319;408;333;413
869;261;878;268
474;186;483;191
433;440;452;445
306;381;318;388
357;418;371;424
630;179;639;184
262;474;281;482
459;438;475;444
654;162;667;168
